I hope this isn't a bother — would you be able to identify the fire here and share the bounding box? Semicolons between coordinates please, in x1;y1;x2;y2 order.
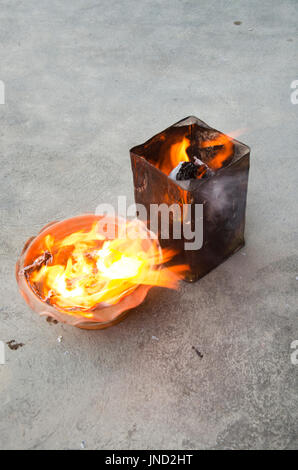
25;218;186;318
157;136;190;175
201;129;246;170
169;136;190;170
201;133;233;170
158;130;244;177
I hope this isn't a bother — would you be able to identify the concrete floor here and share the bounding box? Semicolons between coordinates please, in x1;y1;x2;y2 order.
0;0;297;450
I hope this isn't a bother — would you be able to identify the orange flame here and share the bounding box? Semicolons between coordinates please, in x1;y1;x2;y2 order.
169;136;190;170
25;219;187;317
157;129;245;177
200;134;233;170
201;129;245;170
158;136;190;175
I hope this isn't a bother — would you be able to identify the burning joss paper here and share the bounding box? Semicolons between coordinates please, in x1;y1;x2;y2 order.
16;215;187;329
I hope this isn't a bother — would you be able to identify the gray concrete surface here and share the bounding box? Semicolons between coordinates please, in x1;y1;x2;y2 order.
0;0;297;450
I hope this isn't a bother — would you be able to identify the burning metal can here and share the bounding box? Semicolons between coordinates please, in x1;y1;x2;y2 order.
130;116;250;282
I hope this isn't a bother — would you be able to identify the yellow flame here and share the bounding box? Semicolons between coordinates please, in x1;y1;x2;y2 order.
27;220;186;316
157;136;190;175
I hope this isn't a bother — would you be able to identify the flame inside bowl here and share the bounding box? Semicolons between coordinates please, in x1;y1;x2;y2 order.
16;215;187;329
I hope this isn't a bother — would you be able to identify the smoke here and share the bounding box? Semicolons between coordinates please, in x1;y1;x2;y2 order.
195;170;248;229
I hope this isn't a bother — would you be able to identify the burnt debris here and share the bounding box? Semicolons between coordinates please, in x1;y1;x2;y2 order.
192;346;203;359
46;316;58;325
174;158;212;181
176;162;198;180
6;340;24;351
22;251;52;275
